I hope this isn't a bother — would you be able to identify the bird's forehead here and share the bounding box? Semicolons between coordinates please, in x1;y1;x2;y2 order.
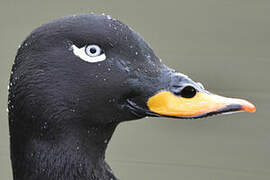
64;14;137;44
63;14;154;55
30;14;134;45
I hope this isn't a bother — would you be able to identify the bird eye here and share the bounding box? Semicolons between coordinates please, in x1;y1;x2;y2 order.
72;44;106;63
85;45;102;57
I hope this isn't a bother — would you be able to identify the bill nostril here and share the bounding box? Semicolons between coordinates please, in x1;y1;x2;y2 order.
174;86;197;98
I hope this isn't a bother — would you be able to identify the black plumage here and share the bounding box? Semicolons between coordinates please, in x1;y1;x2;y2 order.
8;14;255;180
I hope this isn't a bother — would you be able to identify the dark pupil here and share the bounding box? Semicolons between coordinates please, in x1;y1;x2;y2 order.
180;86;197;98
90;48;97;54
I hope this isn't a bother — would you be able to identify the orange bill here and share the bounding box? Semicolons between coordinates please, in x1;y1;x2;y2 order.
147;91;256;118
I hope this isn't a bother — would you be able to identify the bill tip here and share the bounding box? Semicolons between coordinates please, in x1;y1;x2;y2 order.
241;100;256;113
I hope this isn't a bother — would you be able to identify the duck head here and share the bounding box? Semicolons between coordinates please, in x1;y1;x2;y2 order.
8;14;255;180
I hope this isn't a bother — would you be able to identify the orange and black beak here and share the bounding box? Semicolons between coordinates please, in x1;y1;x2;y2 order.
147;89;256;119
141;70;256;119
125;67;255;119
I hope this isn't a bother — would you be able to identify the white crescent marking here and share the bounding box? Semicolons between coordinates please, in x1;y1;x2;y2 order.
72;45;106;63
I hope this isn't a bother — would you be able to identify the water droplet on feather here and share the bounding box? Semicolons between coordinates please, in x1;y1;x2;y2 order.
106;15;112;20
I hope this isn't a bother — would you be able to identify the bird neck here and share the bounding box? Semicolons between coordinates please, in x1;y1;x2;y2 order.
11;121;119;180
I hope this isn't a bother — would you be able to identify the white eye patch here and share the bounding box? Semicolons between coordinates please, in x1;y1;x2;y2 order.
72;44;106;63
